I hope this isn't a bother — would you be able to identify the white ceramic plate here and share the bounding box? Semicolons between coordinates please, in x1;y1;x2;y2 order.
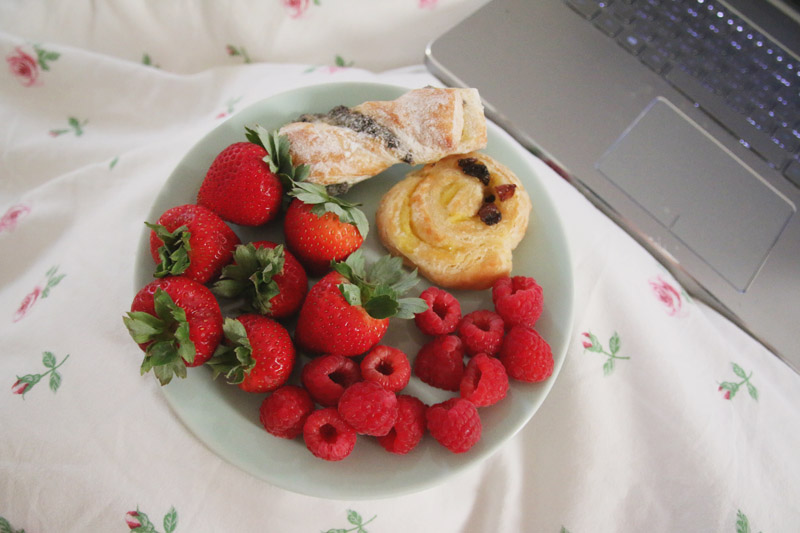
133;82;574;499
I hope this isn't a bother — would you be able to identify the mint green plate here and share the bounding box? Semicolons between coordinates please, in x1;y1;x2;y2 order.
133;82;574;499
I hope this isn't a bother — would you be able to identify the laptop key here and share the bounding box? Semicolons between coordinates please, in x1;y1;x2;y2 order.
640;47;670;74
617;30;647;54
594;14;624;37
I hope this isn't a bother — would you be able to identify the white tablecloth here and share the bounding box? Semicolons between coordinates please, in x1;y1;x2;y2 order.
2;1;799;531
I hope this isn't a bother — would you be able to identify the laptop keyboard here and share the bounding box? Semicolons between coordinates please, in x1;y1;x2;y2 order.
565;0;800;188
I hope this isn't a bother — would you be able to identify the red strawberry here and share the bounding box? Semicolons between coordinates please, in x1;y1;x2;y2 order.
148;204;240;284
212;241;308;319
207;314;296;393
283;189;369;276
197;141;283;226
294;250;427;357
124;276;223;385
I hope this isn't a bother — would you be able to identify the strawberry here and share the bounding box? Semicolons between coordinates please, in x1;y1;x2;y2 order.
123;276;223;385
212;241;308;319
207;314;296;393
148;204;240;284
197;136;284;226
294;250;427;357
283;194;368;276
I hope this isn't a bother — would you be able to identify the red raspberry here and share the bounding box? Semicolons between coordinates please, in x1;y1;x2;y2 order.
303;407;357;461
259;385;314;439
498;325;554;382
337;381;398;437
413;335;465;391
378;394;428;455
492;276;544;329
460;353;509;407
457;309;505;356
414;286;462;336
301;354;361;407
360;345;411;392
426;398;482;454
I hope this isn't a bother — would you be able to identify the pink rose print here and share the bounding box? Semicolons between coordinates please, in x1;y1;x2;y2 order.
6;44;60;87
6;47;39;86
283;0;312;18
649;275;686;316
125;506;178;532
13;286;42;322
11;351;69;398
13;266;65;322
125;511;142;529
419;0;439;8
0;204;31;233
582;330;629;375
225;44;251;64
11;379;29;396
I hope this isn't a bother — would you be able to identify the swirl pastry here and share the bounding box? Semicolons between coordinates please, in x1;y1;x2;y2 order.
376;152;531;290
278;87;487;189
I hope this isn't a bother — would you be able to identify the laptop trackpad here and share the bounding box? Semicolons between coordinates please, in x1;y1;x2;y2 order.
596;98;794;292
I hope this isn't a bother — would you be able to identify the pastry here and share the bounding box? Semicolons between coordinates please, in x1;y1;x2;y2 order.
279;87;487;190
376;151;531;290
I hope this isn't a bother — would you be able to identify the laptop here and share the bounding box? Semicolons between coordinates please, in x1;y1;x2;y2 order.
425;0;800;372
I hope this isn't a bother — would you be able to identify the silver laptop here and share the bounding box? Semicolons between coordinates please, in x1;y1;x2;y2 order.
426;0;800;372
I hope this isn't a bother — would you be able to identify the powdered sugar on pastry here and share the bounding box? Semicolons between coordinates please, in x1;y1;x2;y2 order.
376;152;531;290
279;87;487;188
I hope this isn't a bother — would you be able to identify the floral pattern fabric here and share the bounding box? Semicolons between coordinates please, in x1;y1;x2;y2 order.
1;2;799;531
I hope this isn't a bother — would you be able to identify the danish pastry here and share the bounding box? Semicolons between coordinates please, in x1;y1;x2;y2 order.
376;152;531;290
279;87;487;190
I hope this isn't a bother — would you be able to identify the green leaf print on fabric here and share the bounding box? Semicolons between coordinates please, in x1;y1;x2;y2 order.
735;509;763;533
49;117;88;137
718;364;759;401
125;506;178;533
142;53;160;68
0;515;26;533
582;331;629;375
323;509;376;533
226;45;251;63
11;352;69;398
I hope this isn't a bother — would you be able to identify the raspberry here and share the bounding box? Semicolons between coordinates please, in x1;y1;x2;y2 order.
378;394;428;455
492;276;544;329
413;335;465;391
460;353;509;407
360;345;411;392
301;354;361;407
259;385;314;439
414;286;462;336
303;407;357;461
498;325;554;382
457;309;505;356
337;381;398;437
426;398;482;454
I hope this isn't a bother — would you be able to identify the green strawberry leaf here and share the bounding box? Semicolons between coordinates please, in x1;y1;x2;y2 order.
331;250;425;320
124;288;196;386
395;297;430;319
146;222;192;278
291;181;369;238
338;283;363;308
212;243;286;315
206;318;255;384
